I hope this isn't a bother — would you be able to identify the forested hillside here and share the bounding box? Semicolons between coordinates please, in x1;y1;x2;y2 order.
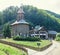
0;5;60;32
46;10;60;23
46;10;60;19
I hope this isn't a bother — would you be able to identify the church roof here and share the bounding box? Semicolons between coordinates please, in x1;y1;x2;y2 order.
11;19;29;25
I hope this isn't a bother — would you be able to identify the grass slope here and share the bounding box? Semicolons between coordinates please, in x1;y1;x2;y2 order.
0;50;7;55
2;39;51;48
0;43;27;55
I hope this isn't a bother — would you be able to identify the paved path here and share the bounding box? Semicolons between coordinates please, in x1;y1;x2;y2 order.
47;41;60;55
26;41;60;55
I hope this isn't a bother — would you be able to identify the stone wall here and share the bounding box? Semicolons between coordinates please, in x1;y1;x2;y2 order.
11;24;29;36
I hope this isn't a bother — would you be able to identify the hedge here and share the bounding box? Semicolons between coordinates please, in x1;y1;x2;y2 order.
13;36;40;41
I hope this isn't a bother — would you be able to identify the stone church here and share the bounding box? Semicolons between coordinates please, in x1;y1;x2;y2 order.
11;6;29;36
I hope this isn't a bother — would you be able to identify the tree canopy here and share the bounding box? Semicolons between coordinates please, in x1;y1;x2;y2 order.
0;5;60;32
3;23;11;38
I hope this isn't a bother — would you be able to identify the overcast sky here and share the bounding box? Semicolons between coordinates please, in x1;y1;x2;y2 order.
0;0;60;14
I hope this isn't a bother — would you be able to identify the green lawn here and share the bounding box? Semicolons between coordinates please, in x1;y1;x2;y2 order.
0;43;27;55
2;39;51;48
0;50;7;55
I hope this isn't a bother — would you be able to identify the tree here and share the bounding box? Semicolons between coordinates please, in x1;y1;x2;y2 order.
0;5;60;32
23;5;60;32
0;12;3;25
3;6;18;24
3;23;11;38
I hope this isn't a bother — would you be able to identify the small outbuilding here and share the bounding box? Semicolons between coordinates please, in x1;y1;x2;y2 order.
48;31;57;39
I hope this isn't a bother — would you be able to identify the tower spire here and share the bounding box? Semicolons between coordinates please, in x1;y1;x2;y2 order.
17;4;25;21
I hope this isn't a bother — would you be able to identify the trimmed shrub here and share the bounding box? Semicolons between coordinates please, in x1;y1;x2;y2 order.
13;36;40;41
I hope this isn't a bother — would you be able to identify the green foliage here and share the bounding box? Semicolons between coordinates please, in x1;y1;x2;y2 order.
3;23;11;38
3;39;51;49
3;6;18;23
0;12;3;25
56;37;60;41
0;50;6;55
23;5;60;31
13;36;40;41
46;10;60;19
57;33;60;37
0;5;60;32
56;33;60;41
0;43;27;55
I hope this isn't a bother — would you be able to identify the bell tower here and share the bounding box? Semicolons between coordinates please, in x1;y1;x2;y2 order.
11;5;29;37
17;6;25;21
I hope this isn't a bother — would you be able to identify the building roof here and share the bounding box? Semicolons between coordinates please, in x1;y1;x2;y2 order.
38;27;43;30
48;31;57;34
34;25;42;31
35;26;47;31
11;19;29;25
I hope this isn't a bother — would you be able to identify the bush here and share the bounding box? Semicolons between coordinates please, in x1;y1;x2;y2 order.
56;33;60;37
56;37;60;41
13;36;40;41
56;33;60;41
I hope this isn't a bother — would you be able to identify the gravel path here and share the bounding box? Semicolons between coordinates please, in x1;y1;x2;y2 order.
47;41;60;55
26;40;59;55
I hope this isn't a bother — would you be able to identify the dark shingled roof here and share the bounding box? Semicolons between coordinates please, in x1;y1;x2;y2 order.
11;19;29;25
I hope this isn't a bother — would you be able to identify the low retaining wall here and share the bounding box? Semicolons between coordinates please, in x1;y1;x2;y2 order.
0;40;28;55
14;42;52;51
